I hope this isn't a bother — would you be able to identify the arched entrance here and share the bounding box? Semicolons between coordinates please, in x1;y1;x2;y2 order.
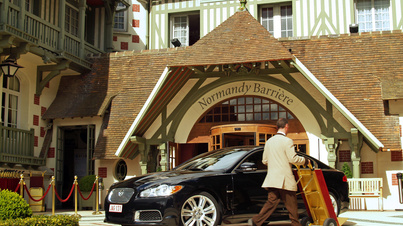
177;96;309;165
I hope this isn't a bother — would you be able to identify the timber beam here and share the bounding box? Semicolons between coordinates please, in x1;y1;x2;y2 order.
36;60;70;95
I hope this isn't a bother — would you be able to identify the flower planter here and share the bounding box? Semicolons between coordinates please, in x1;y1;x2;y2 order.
79;191;96;210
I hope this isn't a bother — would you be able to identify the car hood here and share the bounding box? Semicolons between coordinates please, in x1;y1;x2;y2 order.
111;170;222;189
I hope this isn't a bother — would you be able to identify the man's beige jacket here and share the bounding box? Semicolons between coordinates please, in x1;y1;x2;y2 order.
261;134;306;191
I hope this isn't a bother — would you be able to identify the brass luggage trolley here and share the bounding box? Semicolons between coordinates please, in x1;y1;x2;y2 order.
294;163;346;226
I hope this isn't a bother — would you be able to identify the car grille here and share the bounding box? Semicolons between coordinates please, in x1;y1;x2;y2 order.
108;188;135;204
135;210;162;222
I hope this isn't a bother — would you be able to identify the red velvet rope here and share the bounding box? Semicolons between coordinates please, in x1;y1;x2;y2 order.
54;182;75;203
24;184;52;202
14;183;20;193
77;182;96;200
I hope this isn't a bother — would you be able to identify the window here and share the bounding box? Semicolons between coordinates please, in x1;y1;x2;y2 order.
85;6;96;44
199;96;294;123
261;4;293;38
25;0;41;17
1;76;20;128
115;159;127;181
241;150;266;170
356;0;390;32
114;3;128;32
170;13;200;47
65;5;79;36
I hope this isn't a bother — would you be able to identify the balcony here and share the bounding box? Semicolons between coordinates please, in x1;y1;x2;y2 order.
0;125;45;166
0;0;104;71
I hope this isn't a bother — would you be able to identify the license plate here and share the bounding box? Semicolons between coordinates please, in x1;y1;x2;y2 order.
109;204;123;213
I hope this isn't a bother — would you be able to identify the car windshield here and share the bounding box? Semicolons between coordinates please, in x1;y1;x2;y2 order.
175;148;249;171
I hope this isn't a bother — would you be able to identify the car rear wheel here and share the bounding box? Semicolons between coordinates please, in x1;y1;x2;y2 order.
329;192;340;216
180;192;221;226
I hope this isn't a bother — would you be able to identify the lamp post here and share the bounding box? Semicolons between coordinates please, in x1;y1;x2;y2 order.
0;57;24;77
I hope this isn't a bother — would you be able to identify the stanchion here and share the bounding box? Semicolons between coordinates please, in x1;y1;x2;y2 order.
74;176;80;216
19;174;25;197
398;173;403;204
93;176;102;215
51;176;55;215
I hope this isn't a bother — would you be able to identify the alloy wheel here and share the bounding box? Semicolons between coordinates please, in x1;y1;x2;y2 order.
181;192;219;226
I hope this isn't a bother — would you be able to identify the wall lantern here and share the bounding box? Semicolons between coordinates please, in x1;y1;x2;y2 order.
0;57;23;77
171;38;181;47
349;24;359;33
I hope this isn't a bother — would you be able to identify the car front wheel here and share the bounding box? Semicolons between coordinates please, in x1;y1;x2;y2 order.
329;192;340;216
180;192;221;226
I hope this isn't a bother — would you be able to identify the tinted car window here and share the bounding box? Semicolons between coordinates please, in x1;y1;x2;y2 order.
241;151;266;170
176;148;248;171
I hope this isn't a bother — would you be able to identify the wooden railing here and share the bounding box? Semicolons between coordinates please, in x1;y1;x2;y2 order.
0;125;45;166
348;178;383;211
24;12;60;50
1;2;103;70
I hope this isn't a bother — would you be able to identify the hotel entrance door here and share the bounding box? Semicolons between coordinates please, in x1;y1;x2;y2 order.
210;124;277;151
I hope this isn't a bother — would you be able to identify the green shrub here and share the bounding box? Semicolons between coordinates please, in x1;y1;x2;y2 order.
79;175;96;192
0;189;32;220
342;162;353;178
0;214;80;226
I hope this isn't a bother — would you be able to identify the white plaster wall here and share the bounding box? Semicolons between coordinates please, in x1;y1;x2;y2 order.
11;55;64;157
375;151;403;210
94;155;142;208
401;116;403;150
112;0;148;51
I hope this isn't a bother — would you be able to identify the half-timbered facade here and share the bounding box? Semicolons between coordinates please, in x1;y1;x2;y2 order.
1;0;403;212
0;0;129;209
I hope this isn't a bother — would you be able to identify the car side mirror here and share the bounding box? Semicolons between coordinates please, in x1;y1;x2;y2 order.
236;162;257;173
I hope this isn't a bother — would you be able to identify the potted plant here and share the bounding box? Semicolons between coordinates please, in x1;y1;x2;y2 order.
78;175;96;210
342;162;353;178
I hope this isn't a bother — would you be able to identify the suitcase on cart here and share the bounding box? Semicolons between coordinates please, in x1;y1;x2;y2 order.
293;163;347;226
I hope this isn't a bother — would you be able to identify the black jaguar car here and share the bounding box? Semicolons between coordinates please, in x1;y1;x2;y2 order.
104;146;349;226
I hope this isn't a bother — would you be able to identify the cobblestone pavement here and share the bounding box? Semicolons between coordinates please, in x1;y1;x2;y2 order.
36;210;403;225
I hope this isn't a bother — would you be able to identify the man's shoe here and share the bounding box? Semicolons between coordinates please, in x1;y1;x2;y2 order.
248;218;257;226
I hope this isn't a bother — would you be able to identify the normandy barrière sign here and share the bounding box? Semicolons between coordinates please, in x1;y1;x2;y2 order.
198;82;295;110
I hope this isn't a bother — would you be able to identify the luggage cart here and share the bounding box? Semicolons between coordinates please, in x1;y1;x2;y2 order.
293;163;346;226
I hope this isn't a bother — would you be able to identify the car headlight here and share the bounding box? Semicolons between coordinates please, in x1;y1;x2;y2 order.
139;184;183;198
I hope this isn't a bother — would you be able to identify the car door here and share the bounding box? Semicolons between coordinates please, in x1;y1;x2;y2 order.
230;150;267;221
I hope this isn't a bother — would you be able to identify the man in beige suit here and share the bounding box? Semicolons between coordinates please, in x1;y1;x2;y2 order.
249;118;307;226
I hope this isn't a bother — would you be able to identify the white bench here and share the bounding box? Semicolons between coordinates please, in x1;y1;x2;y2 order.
348;178;383;211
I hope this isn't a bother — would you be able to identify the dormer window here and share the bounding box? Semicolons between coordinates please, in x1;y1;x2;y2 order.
114;2;128;32
356;0;390;32
170;13;200;47
260;4;293;38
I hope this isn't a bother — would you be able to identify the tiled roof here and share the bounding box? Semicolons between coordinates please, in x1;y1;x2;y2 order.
169;11;293;66
93;50;182;159
281;31;403;150
42;56;110;119
45;11;402;159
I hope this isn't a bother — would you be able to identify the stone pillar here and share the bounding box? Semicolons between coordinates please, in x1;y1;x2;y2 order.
139;143;148;175
349;128;363;178
351;156;361;178
323;137;338;168
158;143;167;172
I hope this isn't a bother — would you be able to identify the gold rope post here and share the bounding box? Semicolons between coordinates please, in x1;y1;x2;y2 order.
93;175;101;215
74;175;79;216
19;174;24;196
51;176;55;215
